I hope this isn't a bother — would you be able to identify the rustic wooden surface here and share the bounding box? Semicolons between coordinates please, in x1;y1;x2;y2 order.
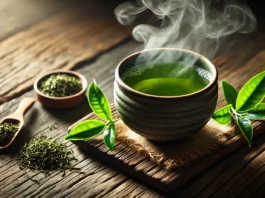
67;47;265;193
1;0;265;197
70;106;265;193
0;0;131;104
0;0;75;41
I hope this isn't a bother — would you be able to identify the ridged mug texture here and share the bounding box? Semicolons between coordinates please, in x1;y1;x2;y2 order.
114;48;218;141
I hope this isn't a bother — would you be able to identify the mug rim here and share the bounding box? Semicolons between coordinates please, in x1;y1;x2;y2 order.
115;48;218;99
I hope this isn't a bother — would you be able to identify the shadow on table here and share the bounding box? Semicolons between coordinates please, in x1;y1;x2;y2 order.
42;100;91;124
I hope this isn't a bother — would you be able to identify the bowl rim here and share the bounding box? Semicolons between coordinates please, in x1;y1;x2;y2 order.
33;69;88;100
115;48;218;99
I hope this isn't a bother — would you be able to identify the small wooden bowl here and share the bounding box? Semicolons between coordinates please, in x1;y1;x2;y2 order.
34;70;88;109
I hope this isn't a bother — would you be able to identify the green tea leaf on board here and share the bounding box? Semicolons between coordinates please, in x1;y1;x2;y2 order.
237;117;253;147
222;81;238;108
245;112;265;121
236;71;265;112
245;103;265;120
248;103;265;112
104;123;116;151
212;104;232;125
65;120;105;140
88;80;112;121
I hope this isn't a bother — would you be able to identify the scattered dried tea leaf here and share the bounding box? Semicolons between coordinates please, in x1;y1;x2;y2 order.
18;136;77;173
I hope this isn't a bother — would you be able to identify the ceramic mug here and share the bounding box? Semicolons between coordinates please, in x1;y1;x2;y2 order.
114;48;218;141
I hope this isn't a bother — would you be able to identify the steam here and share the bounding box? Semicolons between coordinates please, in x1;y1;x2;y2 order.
115;0;257;59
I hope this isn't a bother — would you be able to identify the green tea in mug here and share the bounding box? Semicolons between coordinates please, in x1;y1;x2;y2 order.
121;62;210;96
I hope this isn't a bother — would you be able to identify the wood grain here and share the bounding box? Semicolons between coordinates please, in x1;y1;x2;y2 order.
0;1;131;104
0;41;153;198
0;0;74;41
70;108;265;193
68;37;265;193
1;28;265;198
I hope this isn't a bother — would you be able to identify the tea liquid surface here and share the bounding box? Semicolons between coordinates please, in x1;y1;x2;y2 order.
122;63;209;96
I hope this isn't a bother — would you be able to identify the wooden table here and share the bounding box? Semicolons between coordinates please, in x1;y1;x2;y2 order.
1;1;265;197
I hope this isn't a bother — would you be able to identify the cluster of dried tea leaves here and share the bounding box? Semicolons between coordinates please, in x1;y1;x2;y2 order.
39;74;82;97
18;136;77;173
0;123;18;147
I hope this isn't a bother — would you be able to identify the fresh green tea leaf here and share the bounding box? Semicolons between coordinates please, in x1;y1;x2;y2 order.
248;103;265;112
237;117;253;147
104;123;116;151
236;71;265;112
245;112;265;120
65;120;105;140
88;80;112;121
212;104;232;125
222;81;238;108
64;80;117;150
245;103;265;120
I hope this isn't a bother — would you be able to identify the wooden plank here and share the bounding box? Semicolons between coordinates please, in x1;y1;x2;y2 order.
212;149;265;197
1;33;265;197
0;40;161;198
0;0;74;41
66;38;265;193
0;0;131;105
71;107;265;193
176;128;265;198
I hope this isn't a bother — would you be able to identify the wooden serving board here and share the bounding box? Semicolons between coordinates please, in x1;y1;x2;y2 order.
69;106;265;193
69;51;265;193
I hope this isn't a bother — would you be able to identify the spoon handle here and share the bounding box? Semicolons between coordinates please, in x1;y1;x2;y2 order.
13;97;35;119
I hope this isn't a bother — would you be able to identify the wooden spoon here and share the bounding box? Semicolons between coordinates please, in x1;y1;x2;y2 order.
0;97;35;149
